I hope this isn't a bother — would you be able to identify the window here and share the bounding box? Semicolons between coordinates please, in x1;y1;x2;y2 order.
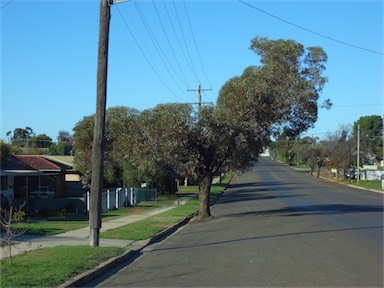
1;176;8;190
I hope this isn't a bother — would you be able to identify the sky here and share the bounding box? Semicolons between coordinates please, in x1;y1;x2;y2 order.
1;0;383;143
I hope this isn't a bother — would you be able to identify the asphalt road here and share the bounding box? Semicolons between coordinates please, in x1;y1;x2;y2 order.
92;157;384;287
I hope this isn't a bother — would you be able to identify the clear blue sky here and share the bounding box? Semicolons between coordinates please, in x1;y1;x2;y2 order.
1;0;383;142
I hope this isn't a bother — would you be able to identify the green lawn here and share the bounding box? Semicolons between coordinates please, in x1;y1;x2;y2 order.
0;246;123;288
342;179;383;191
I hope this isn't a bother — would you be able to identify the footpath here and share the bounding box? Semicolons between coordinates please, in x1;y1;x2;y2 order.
0;196;195;262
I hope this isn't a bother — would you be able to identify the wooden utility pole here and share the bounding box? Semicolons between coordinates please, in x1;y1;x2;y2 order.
356;124;360;184
187;83;212;117
89;0;111;247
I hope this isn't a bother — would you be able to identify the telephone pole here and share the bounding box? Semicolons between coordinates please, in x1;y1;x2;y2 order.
89;0;111;247
187;83;212;117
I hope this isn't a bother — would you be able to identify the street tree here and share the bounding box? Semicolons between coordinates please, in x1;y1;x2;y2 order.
72;36;328;221
293;136;321;174
322;125;355;179
188;37;328;219
134;103;194;193
73;107;141;187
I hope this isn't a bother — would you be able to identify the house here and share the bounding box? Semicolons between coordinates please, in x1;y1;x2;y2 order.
1;155;83;201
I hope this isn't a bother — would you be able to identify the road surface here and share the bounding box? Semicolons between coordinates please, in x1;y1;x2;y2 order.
92;157;383;287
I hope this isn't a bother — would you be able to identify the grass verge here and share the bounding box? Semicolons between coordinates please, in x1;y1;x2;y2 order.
0;246;123;288
340;179;382;191
100;177;230;240
13;195;180;236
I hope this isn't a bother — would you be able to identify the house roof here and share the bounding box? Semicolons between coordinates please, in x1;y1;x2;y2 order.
0;155;43;176
0;155;75;176
16;155;61;171
0;155;34;171
43;155;75;168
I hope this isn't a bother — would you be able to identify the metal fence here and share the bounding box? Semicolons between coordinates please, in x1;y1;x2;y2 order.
85;187;157;212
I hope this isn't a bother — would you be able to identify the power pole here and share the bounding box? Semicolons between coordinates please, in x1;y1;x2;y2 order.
89;0;111;247
356;124;360;184
187;83;212;118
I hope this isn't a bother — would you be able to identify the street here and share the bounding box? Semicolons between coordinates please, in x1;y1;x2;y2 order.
92;157;383;287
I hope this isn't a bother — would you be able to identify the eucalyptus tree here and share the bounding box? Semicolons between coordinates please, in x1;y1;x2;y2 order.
134;103;194;193
73;106;141;187
6;127;35;147
191;36;328;219
73;36;329;220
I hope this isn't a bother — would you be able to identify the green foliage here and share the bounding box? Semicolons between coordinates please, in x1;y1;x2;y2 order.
31;134;52;148
0;140;11;164
353;115;383;161
73;36;328;218
6;127;35;147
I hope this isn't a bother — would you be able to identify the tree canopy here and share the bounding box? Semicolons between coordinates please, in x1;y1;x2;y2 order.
73;36;329;219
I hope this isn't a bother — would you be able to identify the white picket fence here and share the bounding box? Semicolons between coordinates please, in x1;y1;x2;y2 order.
85;187;157;212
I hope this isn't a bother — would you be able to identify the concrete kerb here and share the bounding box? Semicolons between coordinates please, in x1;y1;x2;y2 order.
289;165;384;195
60;211;199;288
316;173;384;195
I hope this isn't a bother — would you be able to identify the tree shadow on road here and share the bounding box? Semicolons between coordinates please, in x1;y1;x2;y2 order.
224;203;384;217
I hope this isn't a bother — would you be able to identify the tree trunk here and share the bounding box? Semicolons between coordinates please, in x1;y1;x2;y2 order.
198;173;213;219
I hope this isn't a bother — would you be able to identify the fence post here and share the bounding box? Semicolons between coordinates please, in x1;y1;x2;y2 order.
125;188;128;206
86;191;90;211
107;189;110;210
130;187;134;205
116;188;119;208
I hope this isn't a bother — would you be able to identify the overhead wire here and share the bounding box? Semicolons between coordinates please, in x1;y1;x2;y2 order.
132;0;192;101
182;0;215;102
151;0;192;91
114;4;187;103
0;0;14;9
171;0;200;83
114;0;215;106
238;0;384;56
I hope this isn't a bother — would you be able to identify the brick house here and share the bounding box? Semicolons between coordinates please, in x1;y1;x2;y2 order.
0;155;83;201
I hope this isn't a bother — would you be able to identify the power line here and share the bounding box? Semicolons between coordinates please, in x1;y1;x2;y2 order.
1;0;14;9
171;0;200;82
238;0;384;56
151;0;192;90
132;0;192;100
114;4;186;103
332;104;382;108
182;0;214;101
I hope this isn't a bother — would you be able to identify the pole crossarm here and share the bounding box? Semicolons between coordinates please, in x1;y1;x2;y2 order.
109;0;130;5
187;83;213;117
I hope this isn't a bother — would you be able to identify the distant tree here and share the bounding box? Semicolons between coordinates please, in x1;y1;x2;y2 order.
48;130;74;155
352;115;383;162
322;125;354;179
293;136;322;174
0;140;11;164
32;134;52;148
7;127;35;147
57;130;73;142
